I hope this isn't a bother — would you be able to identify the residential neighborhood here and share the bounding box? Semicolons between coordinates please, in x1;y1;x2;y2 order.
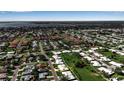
0;21;124;81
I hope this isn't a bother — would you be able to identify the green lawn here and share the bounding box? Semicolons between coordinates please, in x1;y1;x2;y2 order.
97;49;124;63
61;53;105;81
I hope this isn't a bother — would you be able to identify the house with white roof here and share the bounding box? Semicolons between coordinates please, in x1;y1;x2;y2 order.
98;67;114;75
52;55;58;59
109;49;116;52
100;56;111;62
91;47;98;51
110;78;118;81
79;52;86;56
52;51;61;55
93;52;102;57
55;59;64;64
88;50;93;53
62;71;75;80
109;61;124;67
84;56;93;61
99;47;103;49
8;51;15;54
58;64;69;71
62;50;71;53
72;49;81;53
52;54;62;59
90;61;101;66
121;70;124;74
116;51;124;56
0;42;5;47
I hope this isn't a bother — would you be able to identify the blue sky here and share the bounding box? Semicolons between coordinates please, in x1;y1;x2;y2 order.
0;11;124;21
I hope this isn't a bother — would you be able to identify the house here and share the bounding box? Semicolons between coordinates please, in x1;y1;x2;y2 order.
0;55;6;60
22;69;33;75
39;73;45;79
9;39;20;48
32;41;37;48
116;51;124;56
79;52;86;56
91;47;98;51
7;51;15;54
98;67;114;75
88;50;94;53
0;42;5;47
52;51;61;55
62;50;71;53
84;56;93;61
55;59;64;64
99;47;103;49
15;54;23;59
72;49;81;53
53;55;64;64
0;52;6;55
121;70;124;74
58;64;69;71
109;61;124;67
62;71;75;80
46;76;54;79
0;73;6;79
109;49;116;52
21;75;33;81
6;53;14;59
52;55;61;59
38;68;48;73
24;65;34;70
39;72;48;80
0;42;6;50
100;57;111;62
93;52;102;57
90;61;101;66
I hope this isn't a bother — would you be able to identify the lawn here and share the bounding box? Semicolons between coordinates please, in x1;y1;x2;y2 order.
97;49;124;63
61;53;105;81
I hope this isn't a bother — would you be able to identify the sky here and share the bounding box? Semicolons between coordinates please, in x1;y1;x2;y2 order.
0;11;124;21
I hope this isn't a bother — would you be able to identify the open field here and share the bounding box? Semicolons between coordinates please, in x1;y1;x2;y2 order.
61;53;105;81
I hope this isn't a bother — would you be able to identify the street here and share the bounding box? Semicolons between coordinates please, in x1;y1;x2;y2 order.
39;41;58;81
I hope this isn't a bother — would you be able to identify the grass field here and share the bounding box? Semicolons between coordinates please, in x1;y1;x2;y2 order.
61;53;105;81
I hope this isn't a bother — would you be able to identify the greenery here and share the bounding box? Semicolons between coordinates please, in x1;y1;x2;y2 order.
5;47;14;52
74;61;86;68
61;53;105;81
12;61;20;66
46;52;53;58
0;61;4;66
7;69;14;76
97;48;124;63
56;71;69;81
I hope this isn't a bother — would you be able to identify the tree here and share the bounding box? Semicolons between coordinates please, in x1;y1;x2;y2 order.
103;72;111;78
118;47;122;50
115;67;124;75
12;61;19;66
61;74;69;81
75;61;86;68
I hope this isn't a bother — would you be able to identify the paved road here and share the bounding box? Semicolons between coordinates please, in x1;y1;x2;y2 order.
39;41;58;81
11;66;19;81
12;36;26;81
